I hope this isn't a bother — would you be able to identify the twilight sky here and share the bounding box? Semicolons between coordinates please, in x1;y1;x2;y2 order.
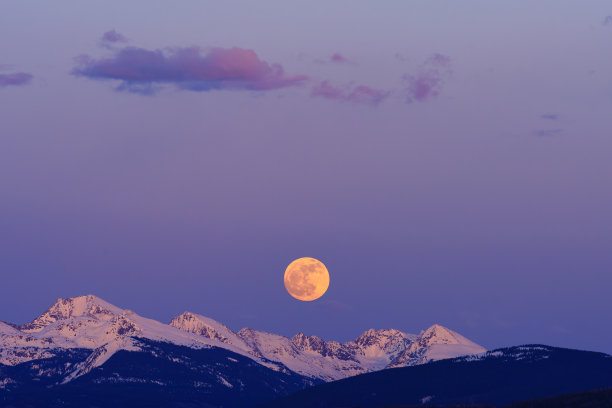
1;1;612;354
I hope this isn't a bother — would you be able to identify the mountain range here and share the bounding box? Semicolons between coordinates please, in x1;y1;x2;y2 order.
3;295;610;408
0;294;485;383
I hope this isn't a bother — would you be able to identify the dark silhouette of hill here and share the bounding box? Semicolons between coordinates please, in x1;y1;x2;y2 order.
259;345;612;408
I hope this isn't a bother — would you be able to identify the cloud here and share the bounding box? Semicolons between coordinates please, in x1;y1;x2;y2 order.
311;81;389;105
540;113;559;120
101;30;127;44
315;53;351;64
73;46;309;94
404;53;452;102
535;129;563;137
603;16;612;26
0;72;33;88
330;53;349;63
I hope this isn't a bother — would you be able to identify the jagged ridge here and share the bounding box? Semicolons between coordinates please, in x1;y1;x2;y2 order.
1;295;486;383
169;312;485;380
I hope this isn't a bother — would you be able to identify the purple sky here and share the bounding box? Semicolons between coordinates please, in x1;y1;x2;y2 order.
1;1;612;354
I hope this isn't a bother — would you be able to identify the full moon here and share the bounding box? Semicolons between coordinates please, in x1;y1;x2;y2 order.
284;257;330;301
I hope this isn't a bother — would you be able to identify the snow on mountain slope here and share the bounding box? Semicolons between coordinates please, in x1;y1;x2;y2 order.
19;295;124;333
419;324;483;348
169;313;485;380
0;296;257;371
60;337;141;383
170;317;358;380
170;315;362;380
170;314;412;380
238;328;365;381
350;328;417;370
388;324;486;367
0;322;21;336
169;312;250;350
1;295;487;383
11;295;211;351
0;321;63;365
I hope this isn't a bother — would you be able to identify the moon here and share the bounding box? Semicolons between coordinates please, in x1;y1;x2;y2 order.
284;257;330;301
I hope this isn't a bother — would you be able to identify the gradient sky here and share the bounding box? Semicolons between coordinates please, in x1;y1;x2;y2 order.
1;1;612;354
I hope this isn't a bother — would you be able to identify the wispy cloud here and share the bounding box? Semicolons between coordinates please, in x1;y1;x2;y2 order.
311;81;389;105
73;45;309;94
330;53;349;63
540;113;559;120
404;53;452;102
535;129;563;137
101;29;128;44
315;53;351;64
0;72;33;88
603;16;612;26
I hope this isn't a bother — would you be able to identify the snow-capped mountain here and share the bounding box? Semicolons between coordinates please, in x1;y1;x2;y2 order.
170;309;485;380
1;295;486;383
387;324;486;367
235;328;365;380
4;296;611;408
169;311;250;350
0;295;275;380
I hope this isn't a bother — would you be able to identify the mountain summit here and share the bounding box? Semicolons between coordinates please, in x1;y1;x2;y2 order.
18;295;123;332
388;323;486;367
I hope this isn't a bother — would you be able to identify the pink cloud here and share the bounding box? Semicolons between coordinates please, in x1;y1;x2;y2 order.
330;53;349;63
311;81;389;105
73;46;309;94
0;72;33;88
404;53;452;102
101;30;127;44
315;53;352;64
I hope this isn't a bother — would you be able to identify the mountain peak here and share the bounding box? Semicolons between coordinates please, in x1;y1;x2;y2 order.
292;332;323;341
169;312;238;345
419;324;480;347
291;333;325;349
19;295;124;332
387;323;487;368
354;328;412;348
